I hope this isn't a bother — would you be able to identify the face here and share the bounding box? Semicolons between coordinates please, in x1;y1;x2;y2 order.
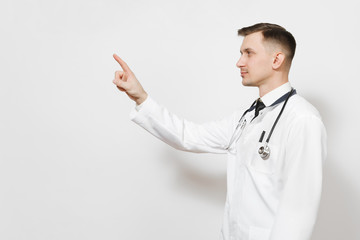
236;32;274;87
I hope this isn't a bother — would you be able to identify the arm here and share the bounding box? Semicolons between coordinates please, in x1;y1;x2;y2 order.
130;96;236;153
112;54;235;153
269;116;327;240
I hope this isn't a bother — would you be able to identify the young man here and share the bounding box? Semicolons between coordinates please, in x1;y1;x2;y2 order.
112;23;327;240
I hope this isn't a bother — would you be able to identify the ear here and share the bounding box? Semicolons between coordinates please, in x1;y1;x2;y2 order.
272;52;286;70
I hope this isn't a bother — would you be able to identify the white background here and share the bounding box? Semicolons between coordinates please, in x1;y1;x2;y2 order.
1;0;359;239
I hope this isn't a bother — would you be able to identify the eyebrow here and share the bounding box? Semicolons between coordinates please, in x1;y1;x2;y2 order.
240;48;255;54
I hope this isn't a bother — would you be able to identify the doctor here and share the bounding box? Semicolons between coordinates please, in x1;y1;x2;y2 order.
112;23;327;240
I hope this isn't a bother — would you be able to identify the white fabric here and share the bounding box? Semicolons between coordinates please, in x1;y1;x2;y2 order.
261;82;292;107
135;101;144;111
129;84;327;240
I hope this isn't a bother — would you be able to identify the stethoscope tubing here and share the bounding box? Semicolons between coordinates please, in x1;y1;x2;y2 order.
226;88;296;151
264;88;295;144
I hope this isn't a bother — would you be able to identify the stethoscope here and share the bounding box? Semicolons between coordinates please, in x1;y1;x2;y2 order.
227;88;296;160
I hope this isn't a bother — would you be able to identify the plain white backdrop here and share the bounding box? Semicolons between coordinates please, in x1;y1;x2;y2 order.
1;0;359;239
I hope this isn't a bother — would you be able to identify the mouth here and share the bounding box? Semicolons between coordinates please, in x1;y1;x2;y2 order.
241;71;248;77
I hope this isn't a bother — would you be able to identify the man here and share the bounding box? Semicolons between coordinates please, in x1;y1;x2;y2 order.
112;23;327;240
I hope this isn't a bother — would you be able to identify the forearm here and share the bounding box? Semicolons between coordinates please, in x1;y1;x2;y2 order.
130;96;233;153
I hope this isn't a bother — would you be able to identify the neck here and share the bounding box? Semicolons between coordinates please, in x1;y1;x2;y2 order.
258;74;289;97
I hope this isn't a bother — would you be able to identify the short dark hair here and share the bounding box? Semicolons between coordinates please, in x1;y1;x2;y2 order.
238;23;296;66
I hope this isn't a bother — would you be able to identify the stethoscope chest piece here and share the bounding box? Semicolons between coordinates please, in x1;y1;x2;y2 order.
258;144;270;160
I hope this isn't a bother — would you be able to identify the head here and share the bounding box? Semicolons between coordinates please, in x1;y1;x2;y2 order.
236;23;296;90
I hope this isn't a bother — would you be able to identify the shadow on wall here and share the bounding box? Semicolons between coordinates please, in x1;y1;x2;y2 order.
161;149;227;207
312;158;360;240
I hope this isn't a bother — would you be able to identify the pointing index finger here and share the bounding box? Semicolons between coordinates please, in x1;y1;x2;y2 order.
113;53;131;72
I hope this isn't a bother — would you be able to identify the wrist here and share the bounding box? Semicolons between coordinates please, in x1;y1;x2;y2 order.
135;92;148;105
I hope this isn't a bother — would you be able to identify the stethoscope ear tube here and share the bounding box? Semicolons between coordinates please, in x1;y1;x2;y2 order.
226;100;257;150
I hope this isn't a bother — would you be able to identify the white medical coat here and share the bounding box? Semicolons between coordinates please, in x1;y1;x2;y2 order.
129;83;327;240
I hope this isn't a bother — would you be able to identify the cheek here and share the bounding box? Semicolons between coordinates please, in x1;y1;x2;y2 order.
254;57;272;72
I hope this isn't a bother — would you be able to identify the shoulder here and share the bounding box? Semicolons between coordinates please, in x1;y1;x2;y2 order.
283;94;326;136
286;94;323;121
283;95;327;158
283;94;326;140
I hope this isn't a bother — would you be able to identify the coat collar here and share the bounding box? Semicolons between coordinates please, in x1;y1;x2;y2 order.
260;82;292;107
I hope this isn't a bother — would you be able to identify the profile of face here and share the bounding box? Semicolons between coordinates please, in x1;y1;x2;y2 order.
236;31;276;87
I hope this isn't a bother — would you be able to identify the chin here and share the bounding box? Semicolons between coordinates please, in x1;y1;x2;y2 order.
242;79;254;87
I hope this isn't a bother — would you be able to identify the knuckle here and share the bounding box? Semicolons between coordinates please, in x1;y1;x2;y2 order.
118;81;127;89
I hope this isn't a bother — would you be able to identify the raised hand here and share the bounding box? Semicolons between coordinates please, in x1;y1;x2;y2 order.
113;53;148;105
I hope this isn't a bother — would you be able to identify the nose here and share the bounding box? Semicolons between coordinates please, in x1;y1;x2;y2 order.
236;55;245;68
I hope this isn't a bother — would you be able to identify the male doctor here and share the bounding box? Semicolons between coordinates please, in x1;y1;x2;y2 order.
112;23;327;240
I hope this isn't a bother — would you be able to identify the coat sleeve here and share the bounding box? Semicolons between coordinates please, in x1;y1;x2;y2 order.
269;115;327;240
129;96;238;154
